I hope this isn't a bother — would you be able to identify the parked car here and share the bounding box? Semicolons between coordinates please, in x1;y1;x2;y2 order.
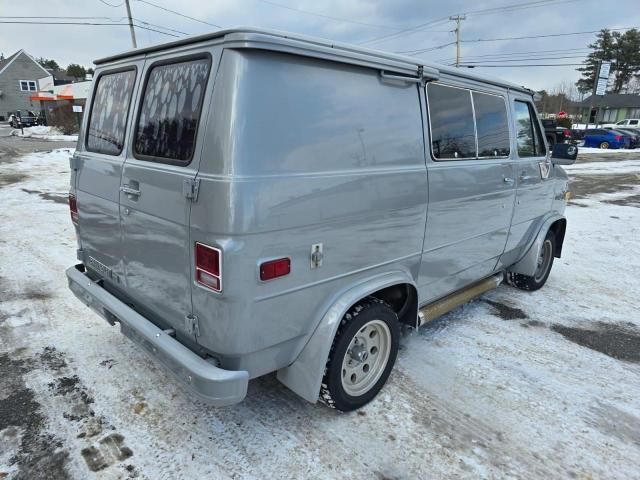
542;119;572;146
8;111;38;128
601;118;640;128
571;128;586;141
583;128;631;149
603;127;640;148
66;27;578;411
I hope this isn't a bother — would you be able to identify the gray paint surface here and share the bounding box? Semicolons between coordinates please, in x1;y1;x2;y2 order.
68;28;570;404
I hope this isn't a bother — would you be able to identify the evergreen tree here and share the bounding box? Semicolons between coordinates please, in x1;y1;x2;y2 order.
576;28;640;94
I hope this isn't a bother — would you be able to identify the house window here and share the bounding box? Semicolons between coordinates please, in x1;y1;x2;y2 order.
629;108;640;118
602;108;617;123
19;80;37;92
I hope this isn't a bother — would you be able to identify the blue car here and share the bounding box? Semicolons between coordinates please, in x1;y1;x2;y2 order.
583;129;631;149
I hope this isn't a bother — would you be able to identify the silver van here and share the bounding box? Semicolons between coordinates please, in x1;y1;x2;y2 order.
66;28;577;411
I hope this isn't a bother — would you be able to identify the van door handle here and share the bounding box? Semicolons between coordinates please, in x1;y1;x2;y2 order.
519;174;536;182
120;185;141;197
503;176;514;184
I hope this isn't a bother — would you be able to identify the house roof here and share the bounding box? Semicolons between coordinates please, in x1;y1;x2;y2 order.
580;93;640;108
94;26;532;94
0;49;52;78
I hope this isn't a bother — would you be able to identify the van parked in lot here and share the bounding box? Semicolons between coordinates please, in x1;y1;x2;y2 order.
66;28;577;411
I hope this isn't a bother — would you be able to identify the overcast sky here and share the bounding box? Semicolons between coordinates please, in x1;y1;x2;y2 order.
1;0;639;93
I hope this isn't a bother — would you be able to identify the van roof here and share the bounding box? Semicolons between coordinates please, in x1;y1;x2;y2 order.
94;26;532;94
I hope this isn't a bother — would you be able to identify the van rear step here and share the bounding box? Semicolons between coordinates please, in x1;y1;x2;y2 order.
418;274;503;326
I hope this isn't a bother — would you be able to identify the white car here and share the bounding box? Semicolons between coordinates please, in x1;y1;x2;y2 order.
601;118;640;128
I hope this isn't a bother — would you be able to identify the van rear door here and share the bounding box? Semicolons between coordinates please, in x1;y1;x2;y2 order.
74;62;142;289
118;51;214;340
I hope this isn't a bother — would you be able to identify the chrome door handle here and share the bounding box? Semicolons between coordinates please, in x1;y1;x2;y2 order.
503;176;514;184
120;185;141;197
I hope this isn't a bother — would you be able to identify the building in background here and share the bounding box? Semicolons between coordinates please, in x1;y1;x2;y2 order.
30;81;91;133
0;49;53;121
578;93;640;125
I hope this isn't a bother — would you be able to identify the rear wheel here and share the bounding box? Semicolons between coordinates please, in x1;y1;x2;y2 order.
319;297;399;411
599;141;610;149
507;230;556;292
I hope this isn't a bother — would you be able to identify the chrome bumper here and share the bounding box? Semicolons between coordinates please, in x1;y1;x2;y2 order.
66;264;248;406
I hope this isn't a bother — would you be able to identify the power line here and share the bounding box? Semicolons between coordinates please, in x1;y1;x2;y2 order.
447;47;591;59
461;54;589;63
359;0;577;46
459;63;591;67
134;18;189;35
0;16;126;21
463;27;637;43
135;0;222;28
394;42;456;55
0;15;187;36
0;20;179;37
97;0;125;7
251;0;399;30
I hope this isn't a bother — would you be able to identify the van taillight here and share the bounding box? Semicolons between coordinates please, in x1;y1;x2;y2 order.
69;193;78;226
195;242;222;292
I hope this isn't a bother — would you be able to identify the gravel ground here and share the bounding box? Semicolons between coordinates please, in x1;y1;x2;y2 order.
1;140;639;479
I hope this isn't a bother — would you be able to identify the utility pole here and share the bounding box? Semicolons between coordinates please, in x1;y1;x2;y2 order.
125;0;137;48
449;15;466;67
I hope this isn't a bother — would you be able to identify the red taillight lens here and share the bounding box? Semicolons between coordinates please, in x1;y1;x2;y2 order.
563;129;571;137
260;258;291;281
68;193;78;226
615;135;622;141
195;242;222;292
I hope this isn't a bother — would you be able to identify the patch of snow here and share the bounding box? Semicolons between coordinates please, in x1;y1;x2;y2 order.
564;159;640;174
11;125;78;141
578;147;640;154
1;149;640;479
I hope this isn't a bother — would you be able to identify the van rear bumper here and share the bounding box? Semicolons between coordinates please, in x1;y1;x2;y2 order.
65;264;249;406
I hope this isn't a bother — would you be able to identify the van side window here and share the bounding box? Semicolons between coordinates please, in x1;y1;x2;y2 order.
472;92;510;157
427;83;476;159
134;57;211;163
86;69;136;155
514;100;546;157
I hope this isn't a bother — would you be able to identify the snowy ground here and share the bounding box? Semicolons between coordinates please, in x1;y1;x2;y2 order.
1;144;640;479
10;126;78;142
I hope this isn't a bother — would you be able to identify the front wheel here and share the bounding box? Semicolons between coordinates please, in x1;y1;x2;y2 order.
506;230;556;291
319;297;399;411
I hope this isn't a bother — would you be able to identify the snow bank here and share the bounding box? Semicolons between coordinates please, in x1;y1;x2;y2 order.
11;125;78;141
564;159;640;175
578;146;640;155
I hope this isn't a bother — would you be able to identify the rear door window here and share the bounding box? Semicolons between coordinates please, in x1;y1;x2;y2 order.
134;56;211;163
472;92;510;157
514;101;546;157
86;69;136;155
427;83;476;159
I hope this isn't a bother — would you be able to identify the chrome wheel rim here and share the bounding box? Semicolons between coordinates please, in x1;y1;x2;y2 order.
534;239;553;282
341;319;391;397
601;142;609;149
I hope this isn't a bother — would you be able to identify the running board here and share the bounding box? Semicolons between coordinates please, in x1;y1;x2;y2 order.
418;274;503;327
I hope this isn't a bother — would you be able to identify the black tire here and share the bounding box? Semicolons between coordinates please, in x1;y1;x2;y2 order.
599;141;610;149
319;297;400;412
506;230;556;292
